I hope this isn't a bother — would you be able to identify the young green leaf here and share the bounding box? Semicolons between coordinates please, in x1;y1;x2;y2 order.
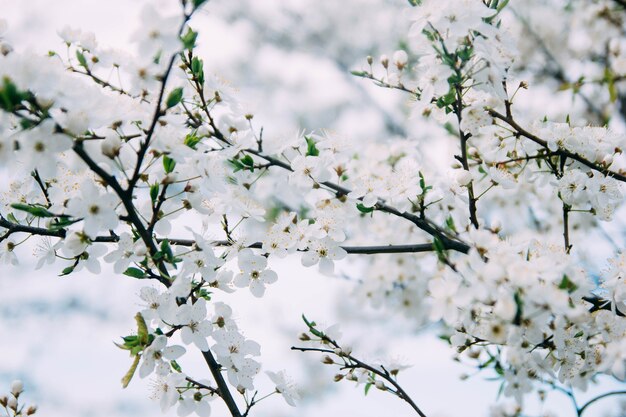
121;354;141;388
356;203;375;214
305;136;319;156
11;203;55;218
150;183;159;204
163;155;176;174
75;50;88;69
123;267;146;279
165;87;183;109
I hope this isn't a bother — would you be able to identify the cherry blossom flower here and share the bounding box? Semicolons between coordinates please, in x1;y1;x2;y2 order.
175;299;213;351
233;249;278;297
139;335;185;378
266;370;299;406
301;237;347;274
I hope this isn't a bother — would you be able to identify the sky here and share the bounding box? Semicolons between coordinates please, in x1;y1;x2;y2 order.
0;1;623;416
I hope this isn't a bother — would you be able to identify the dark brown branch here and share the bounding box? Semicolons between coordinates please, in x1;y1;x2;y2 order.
578;390;626;415
185;376;219;396
72;140;170;286
0;216;448;256
562;203;571;253
202;350;242;417
488;109;626;182
454;84;479;228
127;13;193;191
245;149;470;254
292;345;428;417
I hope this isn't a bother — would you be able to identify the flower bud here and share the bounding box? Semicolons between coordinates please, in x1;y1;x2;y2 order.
298;333;311;341
375;380;386;390
454;169;472;186
101;135;122;159
393;50;408;71
322;355;334;364
10;380;23;396
0;395;7;407
366;55;373;66
602;154;614;166
346;372;357;381
7;397;17;410
162;173;178;185
0;42;12;56
380;54;389;69
26;405;37;415
333;374;344;382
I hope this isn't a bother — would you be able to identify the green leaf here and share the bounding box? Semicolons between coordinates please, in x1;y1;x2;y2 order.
150;183;159;204
165;87;183;109
229;158;245;172
558;274;578;293
457;46;473;63
419;171;426;191
0;77;26;111
123;267;146;279
135;313;149;345
350;70;368;77
196;288;212;301
364;382;373;396
121;354;141;388
605;67;618;103
356;203;375;214
302;314;324;338
445;216;457;233
48;216;80;232
193;0;208;8
184;133;201;149
160;239;175;264
59;265;75;276
171;359;182;372
241;154;255;171
163;155;176;174
181;28;198;50
191;57;205;85
432;236;446;262
496;0;510;12
305;136;319;157
11;203;54;218
75;50;88;69
513;291;523;326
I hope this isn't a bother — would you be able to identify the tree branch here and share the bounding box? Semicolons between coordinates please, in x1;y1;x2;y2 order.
127;13;193;191
0;216;449;256
578;390;626;415
201;350;242;417
488;109;626;182
292;345;428;417
244;149;470;254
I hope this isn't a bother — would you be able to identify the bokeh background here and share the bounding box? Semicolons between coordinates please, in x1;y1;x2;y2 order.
0;1;624;416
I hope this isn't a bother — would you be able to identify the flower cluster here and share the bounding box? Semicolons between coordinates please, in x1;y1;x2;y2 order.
1;0;626;416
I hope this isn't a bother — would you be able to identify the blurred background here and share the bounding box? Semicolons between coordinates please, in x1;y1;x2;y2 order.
0;0;624;416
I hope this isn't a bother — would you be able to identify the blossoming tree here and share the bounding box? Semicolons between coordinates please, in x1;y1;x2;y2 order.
1;0;626;416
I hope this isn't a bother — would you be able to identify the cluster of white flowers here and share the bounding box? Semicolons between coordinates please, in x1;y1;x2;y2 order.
0;380;37;417
433;231;626;401
2;0;626;415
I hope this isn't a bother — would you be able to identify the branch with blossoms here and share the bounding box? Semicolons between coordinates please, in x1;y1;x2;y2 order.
0;381;36;417
293;315;427;417
1;0;626;416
